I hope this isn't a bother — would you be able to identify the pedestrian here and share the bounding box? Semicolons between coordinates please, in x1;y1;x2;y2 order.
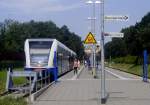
87;59;91;70
73;58;78;75
84;60;87;67
78;59;80;69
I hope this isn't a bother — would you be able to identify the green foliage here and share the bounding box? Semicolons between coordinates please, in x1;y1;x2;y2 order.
108;63;150;78
0;70;6;94
12;77;28;86
112;55;143;64
0;68;27;94
0;19;84;60
108;63;145;77
112;57;125;63
105;38;127;58
0;97;27;105
105;12;150;62
112;56;136;64
0;61;24;70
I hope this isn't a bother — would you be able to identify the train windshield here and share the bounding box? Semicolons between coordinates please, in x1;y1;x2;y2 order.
29;41;53;67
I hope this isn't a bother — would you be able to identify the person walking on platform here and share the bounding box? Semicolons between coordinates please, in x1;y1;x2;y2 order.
84;60;87;67
87;59;91;70
73;58;78;75
77;59;80;69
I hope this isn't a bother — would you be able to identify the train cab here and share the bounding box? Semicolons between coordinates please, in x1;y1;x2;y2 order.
24;39;76;76
25;39;53;70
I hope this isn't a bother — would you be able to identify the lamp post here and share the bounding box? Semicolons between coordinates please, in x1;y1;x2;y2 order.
86;0;101;34
86;0;107;103
86;0;101;78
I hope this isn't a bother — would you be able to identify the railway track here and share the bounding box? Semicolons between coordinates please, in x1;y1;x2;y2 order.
0;91;9;97
0;83;31;98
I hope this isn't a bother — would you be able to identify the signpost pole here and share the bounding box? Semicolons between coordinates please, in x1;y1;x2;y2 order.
100;0;107;104
143;50;148;82
93;2;96;78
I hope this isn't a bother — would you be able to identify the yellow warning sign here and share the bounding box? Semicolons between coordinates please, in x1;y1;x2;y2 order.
84;32;97;44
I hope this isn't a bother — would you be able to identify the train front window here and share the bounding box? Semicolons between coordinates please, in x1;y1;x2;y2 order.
29;41;52;67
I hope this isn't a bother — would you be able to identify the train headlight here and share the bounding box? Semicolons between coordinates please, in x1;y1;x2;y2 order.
37;61;42;67
38;61;42;64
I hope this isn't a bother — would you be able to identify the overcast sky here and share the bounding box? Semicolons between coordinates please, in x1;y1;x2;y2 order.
0;0;150;42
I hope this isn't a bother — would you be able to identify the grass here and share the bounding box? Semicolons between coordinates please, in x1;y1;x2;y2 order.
0;96;27;105
0;70;7;94
107;63;150;78
0;68;28;94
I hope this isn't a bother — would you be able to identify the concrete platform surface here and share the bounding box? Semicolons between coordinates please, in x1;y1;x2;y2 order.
31;66;150;105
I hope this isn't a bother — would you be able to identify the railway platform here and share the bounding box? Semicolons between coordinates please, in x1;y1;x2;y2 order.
31;66;150;105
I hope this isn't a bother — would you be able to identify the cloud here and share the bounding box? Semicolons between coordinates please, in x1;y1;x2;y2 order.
0;0;83;15
43;3;83;12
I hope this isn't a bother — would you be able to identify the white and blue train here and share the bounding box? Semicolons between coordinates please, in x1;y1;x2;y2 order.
6;39;76;91
24;38;76;80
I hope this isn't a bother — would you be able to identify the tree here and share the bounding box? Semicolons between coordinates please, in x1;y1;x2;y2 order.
0;19;84;60
105;38;127;59
105;12;150;60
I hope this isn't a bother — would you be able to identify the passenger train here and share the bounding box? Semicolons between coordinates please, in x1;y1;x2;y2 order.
24;39;76;80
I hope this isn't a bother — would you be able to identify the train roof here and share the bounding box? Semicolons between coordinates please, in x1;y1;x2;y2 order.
55;39;76;56
25;38;76;56
26;38;54;42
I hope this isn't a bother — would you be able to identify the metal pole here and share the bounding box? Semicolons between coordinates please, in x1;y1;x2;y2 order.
100;0;107;104
45;71;46;86
93;2;96;35
87;1;93;72
41;71;43;88
86;1;99;78
93;2;96;78
143;50;148;82
29;73;32;103
90;2;93;72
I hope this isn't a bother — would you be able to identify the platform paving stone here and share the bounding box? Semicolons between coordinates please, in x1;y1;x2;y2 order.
32;66;150;105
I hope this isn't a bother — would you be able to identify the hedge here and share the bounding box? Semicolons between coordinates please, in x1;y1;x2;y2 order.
112;55;143;64
0;60;24;70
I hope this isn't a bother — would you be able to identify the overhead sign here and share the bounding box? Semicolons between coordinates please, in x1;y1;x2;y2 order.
104;15;129;21
104;32;124;38
84;32;97;44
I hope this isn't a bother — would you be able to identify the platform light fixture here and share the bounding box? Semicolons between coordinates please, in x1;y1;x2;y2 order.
86;0;102;4
86;0;107;104
85;0;102;80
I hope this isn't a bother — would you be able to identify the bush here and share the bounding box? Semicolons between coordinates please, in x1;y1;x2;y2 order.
109;53;150;65
0;60;24;70
124;55;137;64
113;57;125;63
112;55;142;64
